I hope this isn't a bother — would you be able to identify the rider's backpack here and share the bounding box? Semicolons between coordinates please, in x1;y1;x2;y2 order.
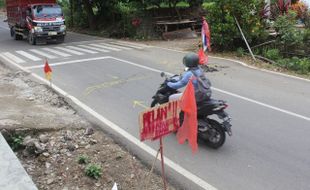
190;70;212;103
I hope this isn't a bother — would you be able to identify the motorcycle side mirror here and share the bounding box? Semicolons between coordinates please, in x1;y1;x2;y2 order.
160;72;166;78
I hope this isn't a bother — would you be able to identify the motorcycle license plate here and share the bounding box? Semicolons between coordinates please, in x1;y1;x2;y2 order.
48;32;57;36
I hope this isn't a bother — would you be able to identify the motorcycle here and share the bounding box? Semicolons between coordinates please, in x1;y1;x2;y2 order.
150;72;232;149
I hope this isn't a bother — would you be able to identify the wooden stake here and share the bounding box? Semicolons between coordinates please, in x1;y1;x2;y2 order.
160;137;167;190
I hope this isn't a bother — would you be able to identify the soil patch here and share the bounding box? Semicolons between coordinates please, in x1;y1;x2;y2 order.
0;64;176;190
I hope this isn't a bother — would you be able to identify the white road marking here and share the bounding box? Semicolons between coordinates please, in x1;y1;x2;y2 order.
0;25;9;30
42;48;71;57
25;57;110;69
66;46;98;54
1;52;25;63
100;43;132;50
29;49;57;59
0;54;31;72
77;45;110;53
16;51;41;61
25;55;310;121
3;56;218;190
110;41;148;49
54;47;85;55
213;87;310;121
108;56;310;122
90;43;121;51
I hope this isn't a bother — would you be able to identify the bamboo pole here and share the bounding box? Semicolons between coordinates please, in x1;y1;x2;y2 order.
234;16;257;61
160;137;167;190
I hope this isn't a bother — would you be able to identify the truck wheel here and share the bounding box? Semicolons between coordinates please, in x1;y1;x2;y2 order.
11;28;23;40
57;36;65;43
28;33;36;45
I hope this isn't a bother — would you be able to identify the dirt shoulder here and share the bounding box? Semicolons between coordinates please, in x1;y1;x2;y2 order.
144;38;310;80
0;63;176;190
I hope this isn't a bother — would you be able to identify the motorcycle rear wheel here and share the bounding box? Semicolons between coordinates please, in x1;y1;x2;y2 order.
203;119;226;149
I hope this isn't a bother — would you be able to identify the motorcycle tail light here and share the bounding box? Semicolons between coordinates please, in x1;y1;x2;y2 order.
224;104;228;109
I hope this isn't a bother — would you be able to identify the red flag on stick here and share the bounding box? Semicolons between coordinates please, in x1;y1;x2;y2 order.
176;78;198;153
44;59;52;81
198;48;208;65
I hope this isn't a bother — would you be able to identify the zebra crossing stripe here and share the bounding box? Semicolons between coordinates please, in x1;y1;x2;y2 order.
100;43;132;50
89;44;121;51
66;46;98;54
29;49;57;59
42;48;71;57
77;45;110;53
109;41;147;49
16;51;41;61
2;52;25;63
54;47;85;55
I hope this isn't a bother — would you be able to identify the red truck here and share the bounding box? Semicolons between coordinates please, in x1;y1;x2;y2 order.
6;0;66;45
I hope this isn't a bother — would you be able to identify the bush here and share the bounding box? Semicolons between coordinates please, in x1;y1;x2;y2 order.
77;155;89;164
304;11;310;28
85;164;102;179
9;135;24;151
276;57;310;74
276;58;291;68
274;11;304;49
263;49;281;61
293;58;310;74
236;47;245;57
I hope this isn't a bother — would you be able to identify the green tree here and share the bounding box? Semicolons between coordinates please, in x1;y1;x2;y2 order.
206;0;267;50
274;11;304;53
0;0;5;8
82;0;96;29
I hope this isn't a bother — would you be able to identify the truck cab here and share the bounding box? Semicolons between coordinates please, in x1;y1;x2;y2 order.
6;0;66;45
26;4;66;44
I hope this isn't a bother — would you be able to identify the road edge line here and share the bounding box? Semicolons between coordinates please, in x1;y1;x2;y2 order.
108;56;310;121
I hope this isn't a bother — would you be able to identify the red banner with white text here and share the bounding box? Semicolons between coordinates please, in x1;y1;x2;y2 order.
139;100;181;141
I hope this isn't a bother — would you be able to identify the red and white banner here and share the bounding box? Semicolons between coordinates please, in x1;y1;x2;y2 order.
139;100;181;141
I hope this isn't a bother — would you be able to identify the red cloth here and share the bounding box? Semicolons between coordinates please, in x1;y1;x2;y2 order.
198;48;208;65
176;79;198;153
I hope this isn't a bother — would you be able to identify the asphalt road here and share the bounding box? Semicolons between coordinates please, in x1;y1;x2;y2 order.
1;17;310;190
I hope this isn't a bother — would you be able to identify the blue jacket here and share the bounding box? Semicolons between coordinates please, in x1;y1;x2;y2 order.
167;67;204;89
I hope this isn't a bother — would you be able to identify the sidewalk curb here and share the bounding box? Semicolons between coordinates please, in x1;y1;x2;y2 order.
0;133;38;190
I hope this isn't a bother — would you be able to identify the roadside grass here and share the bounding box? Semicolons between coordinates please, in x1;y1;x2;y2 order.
210;51;310;80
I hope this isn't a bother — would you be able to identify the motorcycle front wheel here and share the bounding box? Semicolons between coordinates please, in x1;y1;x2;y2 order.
202;119;226;149
150;99;158;108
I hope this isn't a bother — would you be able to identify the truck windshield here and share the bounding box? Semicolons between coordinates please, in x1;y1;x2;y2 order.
32;5;63;18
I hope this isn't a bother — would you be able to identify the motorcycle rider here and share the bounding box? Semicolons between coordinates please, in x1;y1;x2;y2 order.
153;52;232;137
167;52;212;104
